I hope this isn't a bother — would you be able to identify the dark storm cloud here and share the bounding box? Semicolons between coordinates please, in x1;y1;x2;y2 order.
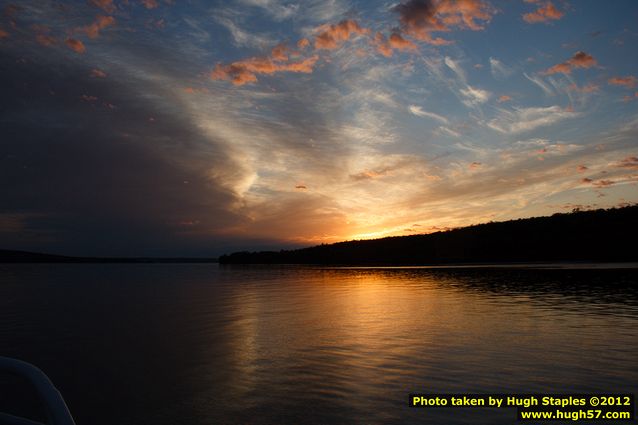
0;47;247;256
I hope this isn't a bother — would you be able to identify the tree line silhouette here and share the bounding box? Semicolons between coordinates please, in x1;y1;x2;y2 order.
219;205;638;265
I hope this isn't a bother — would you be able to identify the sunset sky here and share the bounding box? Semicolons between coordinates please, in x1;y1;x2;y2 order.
1;0;637;256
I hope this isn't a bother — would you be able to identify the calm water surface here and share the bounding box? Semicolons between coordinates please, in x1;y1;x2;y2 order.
0;264;637;424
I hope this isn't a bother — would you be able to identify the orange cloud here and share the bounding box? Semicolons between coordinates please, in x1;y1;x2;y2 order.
618;156;638;169
295;184;307;190
350;169;389;180
543;51;597;75
577;165;588;172
469;161;481;169
373;32;418;57
212;55;319;86
592;179;614;187
568;82;599;93
0;28;8;39
3;4;19;18
36;34;57;46
270;43;289;61
297;38;310;49
140;0;159;9
314;19;369;50
497;95;511;103
79;15;116;39
523;1;564;24
32;24;57;46
581;177;592;183
90;68;107;78
65;38;86;53
608;76;637;88
394;0;494;45
89;0;116;13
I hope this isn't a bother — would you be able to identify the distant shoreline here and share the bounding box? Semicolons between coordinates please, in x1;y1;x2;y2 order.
0;250;217;264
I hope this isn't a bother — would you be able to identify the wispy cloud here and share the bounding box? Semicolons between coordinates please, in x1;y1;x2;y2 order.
524;72;554;95
497;95;512;103
408;105;449;124
444;56;467;82
460;85;491;106
608;76;637;88
488;106;578;134
214;16;274;48
489;57;512;79
239;0;299;21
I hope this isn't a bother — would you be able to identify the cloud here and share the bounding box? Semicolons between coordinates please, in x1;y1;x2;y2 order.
488;105;578;134
239;0;299;21
393;0;494;45
214;16;274;48
0;28;8;39
89;0;116;14
80;94;98;102
140;0;159;9
408;105;449;123
592;179;615;187
444;56;467;82
91;68;108;78
568;82;599;93
270;43;289;61
65;38;86;53
617;156;638;169
211;54;319;85
489;57;512;79
608;76;637;88
523;1;564;24
543;51;597;75
460;85;490;106
524;72;554;95
314;20;369;50
212;18;368;85
3;4;19;18
469;161;481;169
350;169;390;181
295;184;307;189
372;32;417;57
79;15;116;39
497;95;511;103
297;38;310;48
438;126;460;137
0;48;260;256
577;165;588;172
33;25;57;46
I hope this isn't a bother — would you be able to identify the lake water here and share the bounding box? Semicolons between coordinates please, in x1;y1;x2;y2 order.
1;264;637;424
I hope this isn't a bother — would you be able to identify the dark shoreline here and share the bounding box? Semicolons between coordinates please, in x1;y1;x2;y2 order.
220;206;638;265
0;250;217;264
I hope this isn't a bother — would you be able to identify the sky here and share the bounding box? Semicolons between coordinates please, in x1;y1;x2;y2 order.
1;0;637;257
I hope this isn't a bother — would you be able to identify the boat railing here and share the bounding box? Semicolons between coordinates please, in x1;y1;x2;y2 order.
0;357;75;425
